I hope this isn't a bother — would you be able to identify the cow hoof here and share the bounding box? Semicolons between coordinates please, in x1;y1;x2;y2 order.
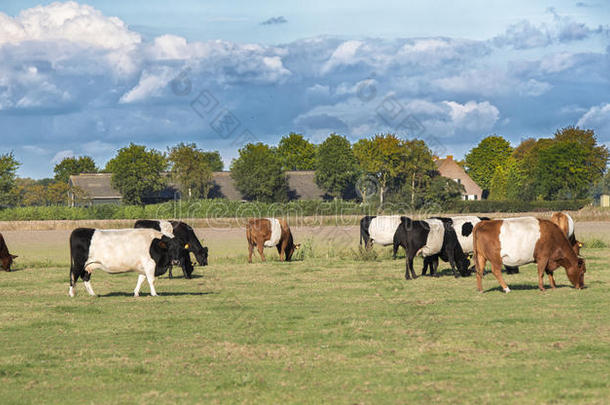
68;287;75;297
134;293;139;297
503;287;511;293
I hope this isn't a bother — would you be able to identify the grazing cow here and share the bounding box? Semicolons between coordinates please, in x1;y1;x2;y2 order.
422;216;489;275
246;218;299;263
393;217;470;280
360;215;403;258
473;217;586;293
505;212;581;275
69;228;182;297
134;220;208;278
0;233;17;272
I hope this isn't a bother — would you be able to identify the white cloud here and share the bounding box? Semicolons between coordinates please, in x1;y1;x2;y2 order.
0;1;141;49
443;100;500;132
577;103;610;133
119;67;175;104
51;150;74;165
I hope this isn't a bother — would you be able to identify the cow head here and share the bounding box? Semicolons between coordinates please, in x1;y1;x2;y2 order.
1;254;17;272
192;245;208;267
572;240;583;256
285;239;300;261
567;257;586;289
457;256;471;277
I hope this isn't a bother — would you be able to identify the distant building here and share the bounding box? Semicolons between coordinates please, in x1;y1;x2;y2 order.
435;155;483;200
69;171;326;205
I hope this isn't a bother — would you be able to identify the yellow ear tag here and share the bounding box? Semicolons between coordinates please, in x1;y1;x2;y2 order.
579;243;583;247
184;244;190;249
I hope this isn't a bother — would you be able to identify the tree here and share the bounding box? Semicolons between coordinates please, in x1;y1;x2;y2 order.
464;135;513;192
403;139;437;206
535;140;593;199
277;133;317;171
230;143;287;202
424;176;465;207
0;153;20;207
202;151;224;172
315;134;359;199
53;156;97;183
46;182;71;205
354;134;410;206
168;143;213;199
105;144;168;205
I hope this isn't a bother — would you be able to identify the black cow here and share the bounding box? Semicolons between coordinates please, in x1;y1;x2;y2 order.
134;220;208;279
393;217;470;280
0;232;17;272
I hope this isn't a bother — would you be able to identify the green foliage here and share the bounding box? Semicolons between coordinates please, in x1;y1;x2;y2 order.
105;144;168;205
168;143;213;199
277;133;317;171
230;143;287;202
584;239;608;249
444;199;589;213
53;156;97;183
202;151;224;171
464;135;513;191
0;153;20;207
315;133;359;199
353;134;408;205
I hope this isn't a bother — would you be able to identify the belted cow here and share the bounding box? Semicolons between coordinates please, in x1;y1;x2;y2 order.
0;233;17;272
393;217;470;279
134;220;208;278
246;218;299;263
473;217;586;293
360;215;402;258
69;228;182;297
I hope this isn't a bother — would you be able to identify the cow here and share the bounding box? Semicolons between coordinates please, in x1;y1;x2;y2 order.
472;217;586;293
393;217;470;280
421;216;489;275
246;218;299;263
360;215;403;258
551;212;582;254
505;212;581;275
134;220;208;279
69;228;182;297
0;233;17;272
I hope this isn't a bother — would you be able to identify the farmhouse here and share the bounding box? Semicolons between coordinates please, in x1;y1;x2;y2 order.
69;171;326;205
435;155;483;200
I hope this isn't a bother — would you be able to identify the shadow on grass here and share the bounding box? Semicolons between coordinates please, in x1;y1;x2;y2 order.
161;273;205;279
99;291;217;297
483;283;581;293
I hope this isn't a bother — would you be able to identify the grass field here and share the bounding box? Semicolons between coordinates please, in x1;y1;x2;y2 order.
1;222;609;404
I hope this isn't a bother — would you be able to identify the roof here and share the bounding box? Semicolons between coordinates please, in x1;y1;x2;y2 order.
69;173;179;200
435;157;483;197
70;171;326;201
69;173;121;199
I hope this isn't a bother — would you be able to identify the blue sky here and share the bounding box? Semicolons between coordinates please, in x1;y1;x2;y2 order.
1;1;609;178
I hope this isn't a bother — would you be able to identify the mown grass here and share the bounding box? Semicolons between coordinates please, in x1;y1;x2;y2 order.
0;236;609;404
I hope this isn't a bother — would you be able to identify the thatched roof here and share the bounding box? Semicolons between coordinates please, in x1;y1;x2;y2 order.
70;171;326;201
435;156;483;198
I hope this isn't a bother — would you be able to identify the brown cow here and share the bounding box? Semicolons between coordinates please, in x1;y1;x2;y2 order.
246;218;299;263
473;217;585;293
0;233;18;272
550;212;582;255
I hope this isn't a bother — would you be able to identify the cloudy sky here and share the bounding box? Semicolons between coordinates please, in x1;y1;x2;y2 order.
1;1;609;178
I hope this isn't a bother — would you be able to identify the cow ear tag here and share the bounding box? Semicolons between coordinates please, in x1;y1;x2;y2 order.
184;244;190;249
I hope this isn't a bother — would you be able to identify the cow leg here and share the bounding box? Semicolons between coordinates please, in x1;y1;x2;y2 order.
277;243;285;262
421;257;429;276
134;274;146;297
546;270;557;289
392;242;399;260
145;271;158;297
475;254;487;293
168;267;173;279
536;259;549;292
257;238;266;262
430;257;438;277
248;242;254;263
405;254;413;280
490;262;510;293
81;270;95;296
447;251;459;278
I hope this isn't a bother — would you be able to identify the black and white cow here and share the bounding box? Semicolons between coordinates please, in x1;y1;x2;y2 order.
134;220;208;278
360;215;403;258
69;228;182;297
422;216;490;275
393;217;470;280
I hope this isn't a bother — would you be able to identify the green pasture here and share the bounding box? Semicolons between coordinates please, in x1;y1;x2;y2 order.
0;228;609;404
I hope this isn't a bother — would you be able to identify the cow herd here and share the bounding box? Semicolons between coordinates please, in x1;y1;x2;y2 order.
360;212;586;292
0;212;587;296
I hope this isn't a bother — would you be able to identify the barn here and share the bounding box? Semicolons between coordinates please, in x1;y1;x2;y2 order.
435;155;483;200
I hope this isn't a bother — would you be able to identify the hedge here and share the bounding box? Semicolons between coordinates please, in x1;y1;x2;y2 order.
0;198;591;221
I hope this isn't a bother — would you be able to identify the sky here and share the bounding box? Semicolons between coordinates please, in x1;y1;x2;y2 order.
0;1;609;178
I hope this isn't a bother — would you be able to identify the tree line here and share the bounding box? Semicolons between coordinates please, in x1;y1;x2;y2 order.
0;126;608;208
